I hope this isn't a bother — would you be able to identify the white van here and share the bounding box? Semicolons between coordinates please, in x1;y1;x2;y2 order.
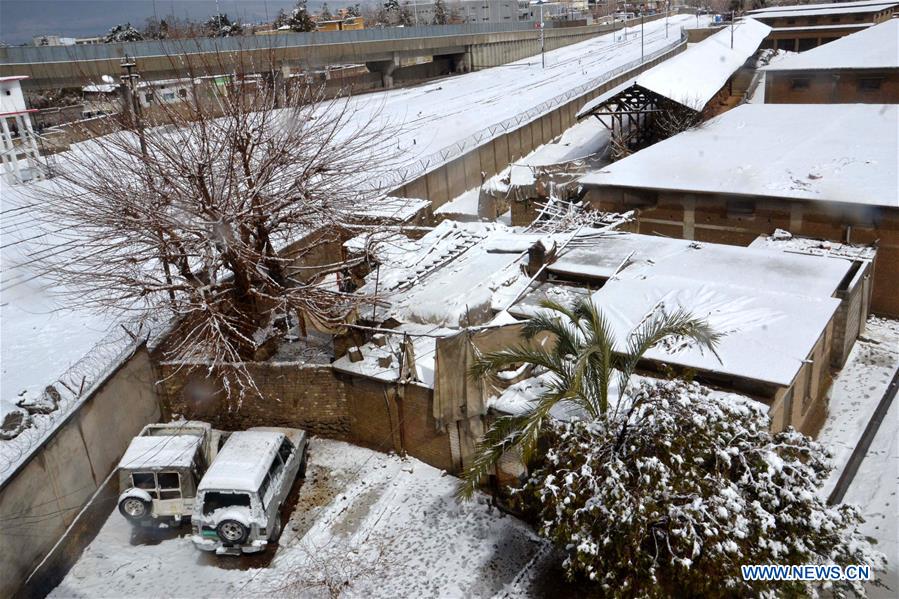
191;427;308;555
117;421;222;527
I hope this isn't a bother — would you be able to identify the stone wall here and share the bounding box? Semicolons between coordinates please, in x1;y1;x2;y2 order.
157;362;350;438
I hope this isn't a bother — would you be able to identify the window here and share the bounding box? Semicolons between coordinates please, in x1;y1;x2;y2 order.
162;92;176;101
807;16;818;24
727;199;755;218
830;15;840;23
278;439;295;464
144;93;153;103
201;491;252;515
786;18;796;25
854;14;864;22
178;88;188;98
158;472;181;500
132;472;157;498
858;78;883;92
790;78;810;91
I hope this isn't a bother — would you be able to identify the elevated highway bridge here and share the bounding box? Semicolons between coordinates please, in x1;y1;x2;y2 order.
0;16;674;89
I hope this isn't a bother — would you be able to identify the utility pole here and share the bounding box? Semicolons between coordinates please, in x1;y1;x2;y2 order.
538;1;545;68
120;55;146;156
641;13;644;61
731;11;735;48
665;1;669;38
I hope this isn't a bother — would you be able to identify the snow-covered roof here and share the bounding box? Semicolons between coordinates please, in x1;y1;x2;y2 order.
764;19;899;71
636;18;771;109
356;221;534;328
748;0;897;19
82;83;118;93
522;232;852;387
749;231;878;262
593;273;840;387
198;430;283;492
549;232;854;298
578;19;770;114
579;103;899;208
331;322;455;387
118;435;202;471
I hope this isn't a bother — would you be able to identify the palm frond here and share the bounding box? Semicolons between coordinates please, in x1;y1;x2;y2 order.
469;343;563;380
457;413;530;499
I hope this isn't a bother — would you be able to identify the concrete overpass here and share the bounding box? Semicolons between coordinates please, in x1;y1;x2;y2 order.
0;17;672;89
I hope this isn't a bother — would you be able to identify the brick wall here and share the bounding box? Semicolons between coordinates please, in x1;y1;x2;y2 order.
340;375;455;473
157;362;350;438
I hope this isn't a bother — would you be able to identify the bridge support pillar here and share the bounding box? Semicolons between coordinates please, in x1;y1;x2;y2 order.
366;58;398;89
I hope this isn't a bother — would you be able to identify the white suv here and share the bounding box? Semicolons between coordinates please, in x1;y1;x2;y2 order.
191;427;308;555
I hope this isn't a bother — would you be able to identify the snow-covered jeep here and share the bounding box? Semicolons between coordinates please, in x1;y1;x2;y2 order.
117;421;222;527
191;427;308;555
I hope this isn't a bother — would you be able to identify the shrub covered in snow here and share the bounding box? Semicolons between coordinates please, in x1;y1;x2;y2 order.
520;379;886;598
103;23;144;43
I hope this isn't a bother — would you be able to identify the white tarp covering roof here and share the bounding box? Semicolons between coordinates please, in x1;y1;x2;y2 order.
579;103;899;208
593;274;840;387
747;0;898;19
764;19;899;71
118;435;202;470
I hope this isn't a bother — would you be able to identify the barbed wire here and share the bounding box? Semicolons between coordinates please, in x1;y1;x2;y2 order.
0;318;152;481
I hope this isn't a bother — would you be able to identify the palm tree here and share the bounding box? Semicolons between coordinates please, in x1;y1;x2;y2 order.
459;297;721;498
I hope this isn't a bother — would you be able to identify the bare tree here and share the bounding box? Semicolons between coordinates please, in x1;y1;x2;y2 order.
27;51;401;398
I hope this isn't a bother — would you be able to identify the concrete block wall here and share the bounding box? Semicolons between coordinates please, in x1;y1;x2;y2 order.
0;345;160;599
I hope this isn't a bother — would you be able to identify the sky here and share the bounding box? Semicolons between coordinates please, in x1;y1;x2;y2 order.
0;0;358;45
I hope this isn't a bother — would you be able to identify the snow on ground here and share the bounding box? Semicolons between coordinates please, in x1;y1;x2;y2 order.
816;316;899;596
51;439;545;598
843;393;899;597
818;316;899;498
342;14;698;186
0;14;699;478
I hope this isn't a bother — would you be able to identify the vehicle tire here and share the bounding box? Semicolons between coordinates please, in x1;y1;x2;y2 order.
216;519;249;545
118;496;150;522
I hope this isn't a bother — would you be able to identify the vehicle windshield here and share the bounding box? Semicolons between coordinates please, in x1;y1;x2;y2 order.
201;491;252;516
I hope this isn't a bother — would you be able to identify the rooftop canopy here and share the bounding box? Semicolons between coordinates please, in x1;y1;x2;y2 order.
579;103;899;209
578;18;771;116
764;19;899;71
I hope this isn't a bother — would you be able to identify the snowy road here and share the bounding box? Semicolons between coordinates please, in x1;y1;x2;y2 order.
49;439;544;598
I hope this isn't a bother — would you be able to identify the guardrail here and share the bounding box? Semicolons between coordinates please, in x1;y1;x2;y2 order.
2;20;568;64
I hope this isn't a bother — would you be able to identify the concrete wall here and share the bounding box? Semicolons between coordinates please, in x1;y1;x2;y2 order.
765;69;899;104
391;39;687;209
0;344;160;598
586;188;899;317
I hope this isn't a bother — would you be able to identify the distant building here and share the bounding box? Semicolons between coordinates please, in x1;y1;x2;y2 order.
136;78;194;108
578;103;899;317
81;82;120;118
31;35;76;46
746;0;898;52
0;76;43;184
762;19;899;104
316;16;365;31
